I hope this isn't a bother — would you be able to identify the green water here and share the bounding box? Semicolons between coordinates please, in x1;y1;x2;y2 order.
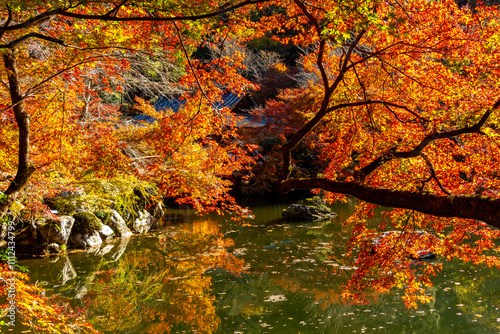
16;200;500;333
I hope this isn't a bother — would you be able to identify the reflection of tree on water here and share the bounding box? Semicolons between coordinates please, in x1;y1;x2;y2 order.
81;219;245;334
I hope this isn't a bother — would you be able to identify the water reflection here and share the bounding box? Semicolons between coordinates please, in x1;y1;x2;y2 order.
17;201;500;334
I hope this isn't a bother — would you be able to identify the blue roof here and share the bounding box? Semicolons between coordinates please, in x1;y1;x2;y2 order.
154;96;186;112
154;93;241;112
133;93;243;124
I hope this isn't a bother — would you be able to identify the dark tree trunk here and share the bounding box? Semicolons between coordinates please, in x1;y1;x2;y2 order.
0;50;35;218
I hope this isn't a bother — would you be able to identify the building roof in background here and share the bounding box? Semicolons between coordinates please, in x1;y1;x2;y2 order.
153;92;241;113
132;92;263;127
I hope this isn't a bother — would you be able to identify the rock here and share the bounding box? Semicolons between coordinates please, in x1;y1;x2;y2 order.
132;210;154;234
38;216;75;245
153;201;164;221
68;231;103;249
108;210;132;238
99;224;115;242
282;204;336;221
72;212;102;235
46;243;61;253
15;223;39;255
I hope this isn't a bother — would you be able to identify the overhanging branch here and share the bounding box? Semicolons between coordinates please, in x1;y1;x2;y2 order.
357;98;500;179
0;32;65;48
0;1;270;32
279;177;500;228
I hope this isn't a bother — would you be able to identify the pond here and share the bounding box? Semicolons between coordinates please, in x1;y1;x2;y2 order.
16;199;500;333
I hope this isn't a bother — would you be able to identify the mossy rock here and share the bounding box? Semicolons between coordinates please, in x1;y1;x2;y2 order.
72;212;102;235
93;210;111;224
282;203;336;221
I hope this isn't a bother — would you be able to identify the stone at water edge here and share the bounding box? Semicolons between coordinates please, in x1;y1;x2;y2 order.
68;231;103;249
38;216;75;245
108;210;133;238
282;204;336;221
99;224;115;242
132;210;155;234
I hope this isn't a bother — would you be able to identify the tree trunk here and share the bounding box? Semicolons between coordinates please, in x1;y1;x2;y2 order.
0;50;36;218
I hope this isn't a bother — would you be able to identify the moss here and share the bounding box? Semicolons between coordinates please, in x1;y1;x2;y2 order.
72;212;102;235
93;210;111;225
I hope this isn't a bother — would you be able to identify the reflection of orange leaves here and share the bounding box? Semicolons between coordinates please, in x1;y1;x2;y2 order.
0;265;97;333
83;219;244;333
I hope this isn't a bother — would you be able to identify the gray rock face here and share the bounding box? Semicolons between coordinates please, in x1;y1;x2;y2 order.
108;210;132;238
38;216;75;245
68;231;103;249
99;224;115;242
132;210;154;234
15;223;38;251
153;201;164;221
282;204;336;221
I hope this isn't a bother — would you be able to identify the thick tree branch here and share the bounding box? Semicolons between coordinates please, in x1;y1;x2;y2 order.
293;0;329;90
0;32;65;48
0;8;59;32
421;152;451;195
0;1;270;32
280;30;366;181
357;99;500;179
280;178;500;228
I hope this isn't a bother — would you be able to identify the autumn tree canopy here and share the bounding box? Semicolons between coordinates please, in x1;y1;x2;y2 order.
1;0;500;307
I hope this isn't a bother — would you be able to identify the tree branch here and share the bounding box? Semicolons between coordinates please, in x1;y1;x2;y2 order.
279;30;366;181
0;50;36;217
279;177;500;228
357;99;500;179
0;32;65;48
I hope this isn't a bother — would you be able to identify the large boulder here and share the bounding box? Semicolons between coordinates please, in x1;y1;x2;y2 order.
153;201;164;221
68;231;103;249
99;224;115;242
38;216;75;245
132;210;154;234
108;210;132;238
282;204;336;221
68;212;104;249
15;223;40;256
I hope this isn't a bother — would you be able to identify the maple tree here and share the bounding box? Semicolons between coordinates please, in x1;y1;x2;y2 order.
0;0;499;312
249;0;500;307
